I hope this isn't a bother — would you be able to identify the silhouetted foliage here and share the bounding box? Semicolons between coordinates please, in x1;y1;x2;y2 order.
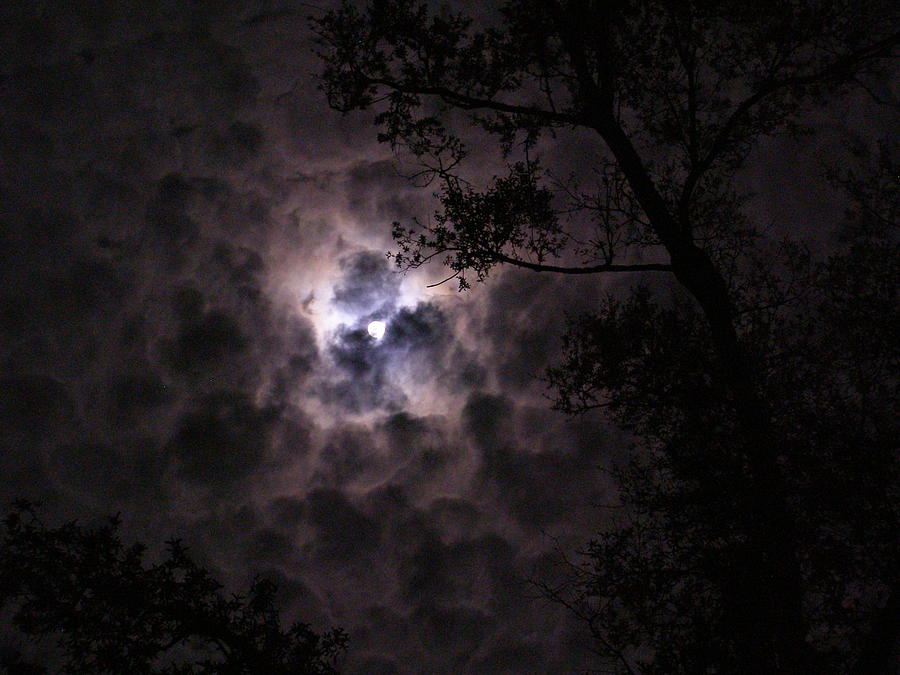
530;143;899;674
0;501;347;674
542;178;898;672
314;1;898;671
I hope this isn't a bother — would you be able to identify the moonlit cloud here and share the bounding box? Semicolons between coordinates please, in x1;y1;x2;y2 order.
0;3;677;672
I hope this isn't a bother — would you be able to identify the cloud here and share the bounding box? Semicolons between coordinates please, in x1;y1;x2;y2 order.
166;391;277;486
45;440;167;509
0;376;74;504
481;269;608;392
313;424;382;487
318;259;461;416
163;293;248;375
0;4;612;672
469;640;549;673
0;376;75;440
146;173;200;246
331;250;401;316
110;372;172;414
348;655;401;675
303;488;381;563
463;391;515;451
384;302;450;352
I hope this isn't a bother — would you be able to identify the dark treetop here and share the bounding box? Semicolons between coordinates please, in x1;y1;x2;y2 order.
313;1;899;672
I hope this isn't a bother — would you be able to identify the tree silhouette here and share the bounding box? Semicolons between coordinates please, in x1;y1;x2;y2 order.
0;501;347;674
540;160;898;670
313;1;898;671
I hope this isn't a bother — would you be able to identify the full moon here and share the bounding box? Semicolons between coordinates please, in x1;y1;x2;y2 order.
367;320;386;339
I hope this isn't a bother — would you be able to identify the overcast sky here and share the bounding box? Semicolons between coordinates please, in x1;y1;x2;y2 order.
0;2;890;673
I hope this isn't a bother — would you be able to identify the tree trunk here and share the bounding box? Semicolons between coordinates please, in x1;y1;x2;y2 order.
670;244;811;673
852;581;900;675
595;111;811;672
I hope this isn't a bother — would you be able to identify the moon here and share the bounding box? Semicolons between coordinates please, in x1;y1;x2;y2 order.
367;320;386;339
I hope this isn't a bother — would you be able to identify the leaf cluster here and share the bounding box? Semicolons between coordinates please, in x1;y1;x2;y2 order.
392;161;566;288
542;155;899;671
0;502;346;674
314;1;899;670
314;0;898;290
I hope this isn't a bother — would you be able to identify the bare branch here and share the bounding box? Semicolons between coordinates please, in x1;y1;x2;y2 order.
366;77;582;126
680;30;900;218
494;253;671;275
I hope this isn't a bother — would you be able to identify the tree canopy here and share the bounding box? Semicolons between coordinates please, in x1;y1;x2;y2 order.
313;1;899;672
541;159;898;671
0;502;347;674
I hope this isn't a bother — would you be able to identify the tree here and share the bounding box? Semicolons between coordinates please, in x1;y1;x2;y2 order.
312;1;899;671
0;501;347;674
540;140;898;674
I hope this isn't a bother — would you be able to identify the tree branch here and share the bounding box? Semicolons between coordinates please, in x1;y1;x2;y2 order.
541;0;611;109
365;78;581;126
679;30;900;219
495;253;671;275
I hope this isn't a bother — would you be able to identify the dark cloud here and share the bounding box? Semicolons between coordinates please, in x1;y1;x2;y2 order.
331;250;401;316
482;270;609;392
348;655;401;675
146;173;199;246
462;392;610;530
470;640;549;674
303;488;381;562
268;495;307;529
380;411;430;447
166;391;276;485
110;372;172;415
400;531;517;604
342;159;423;223
245;526;297;564
411;601;493;659
426;497;481;542
377;416;455;485
317;335;408;413
350;605;410;673
210;243;265;300
441;344;488;391
268;320;320;403
206;120;265;166
328;324;382;377
46;440;166;508
0;376;73;503
0;376;75;439
313;425;379;487
463;392;514;451
162;288;247;376
0;4;619;673
383;302;450;352
0;211;131;356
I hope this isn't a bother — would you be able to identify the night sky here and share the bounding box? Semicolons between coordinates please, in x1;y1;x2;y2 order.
0;2;894;673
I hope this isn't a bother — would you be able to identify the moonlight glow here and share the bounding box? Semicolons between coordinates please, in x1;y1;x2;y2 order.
367;320;386;339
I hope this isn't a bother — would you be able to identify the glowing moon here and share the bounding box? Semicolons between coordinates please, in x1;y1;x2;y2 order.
367;320;386;339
